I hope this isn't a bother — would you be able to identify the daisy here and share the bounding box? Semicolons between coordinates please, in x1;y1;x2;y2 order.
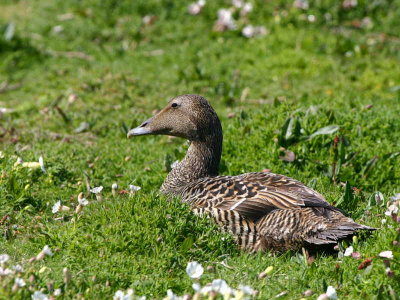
31;291;49;300
36;245;53;260
211;279;232;296
0;267;13;276
344;246;354;257
90;186;103;201
326;286;337;300
52;201;61;213
52;201;70;213
13;264;23;272
238;285;255;295
90;186;103;194
15;277;26;287
186;261;204;279
240;2;253;16
129;184;141;197
0;254;10;264
379;251;393;259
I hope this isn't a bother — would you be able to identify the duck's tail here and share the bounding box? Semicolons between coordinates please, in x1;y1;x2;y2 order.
306;208;376;245
255;207;376;251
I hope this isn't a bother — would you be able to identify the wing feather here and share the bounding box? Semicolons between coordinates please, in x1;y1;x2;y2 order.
185;172;331;222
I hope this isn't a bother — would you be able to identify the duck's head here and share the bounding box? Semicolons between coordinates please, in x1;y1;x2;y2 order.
127;94;222;141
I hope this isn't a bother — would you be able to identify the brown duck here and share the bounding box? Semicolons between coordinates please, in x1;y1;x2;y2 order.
128;94;374;252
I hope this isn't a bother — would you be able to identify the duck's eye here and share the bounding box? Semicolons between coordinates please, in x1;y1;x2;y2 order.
171;103;178;108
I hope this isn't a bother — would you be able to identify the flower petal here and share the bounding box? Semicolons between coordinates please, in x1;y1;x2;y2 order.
186;261;204;279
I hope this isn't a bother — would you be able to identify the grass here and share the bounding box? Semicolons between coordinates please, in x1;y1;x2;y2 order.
0;0;399;298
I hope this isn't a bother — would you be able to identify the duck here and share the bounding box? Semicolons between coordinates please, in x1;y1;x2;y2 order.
127;94;374;252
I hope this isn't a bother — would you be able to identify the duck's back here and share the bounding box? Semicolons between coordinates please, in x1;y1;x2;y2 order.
182;172;332;220
180;172;374;251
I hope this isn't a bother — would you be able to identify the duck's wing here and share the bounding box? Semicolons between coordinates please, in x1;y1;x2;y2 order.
185;172;332;222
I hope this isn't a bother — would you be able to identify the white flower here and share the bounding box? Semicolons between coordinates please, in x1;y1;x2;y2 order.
211;279;232;295
379;251;393;259
90;186;103;194
293;0;309;10
91;186;104;201
240;2;253;16
199;285;212;295
32;291;49;300
129;184;141;192
52;25;64;34
188;1;205;15
166;289;182;300
242;25;267;38
390;193;400;201
344;246;353;257
342;0;358;8
39;156;46;173
36;245;54;260
0;267;13;276
385;203;399;216
232;0;244;8
238;285;255;295
54;289;62;296
13;264;23;272
15;277;26;287
52;201;69;213
0;254;10;264
217;9;236;30
43;245;53;256
186;261;204;279
242;25;255;38
192;283;201;292
113;289;134;300
52;201;61;213
307;15;316;22
326;286;337;300
78;197;89;206
114;291;125;300
188;3;202;15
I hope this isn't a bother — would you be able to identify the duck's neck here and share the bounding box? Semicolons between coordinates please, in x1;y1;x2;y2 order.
160;134;222;195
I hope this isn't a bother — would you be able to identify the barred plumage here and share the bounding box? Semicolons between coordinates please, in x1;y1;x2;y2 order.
128;94;375;252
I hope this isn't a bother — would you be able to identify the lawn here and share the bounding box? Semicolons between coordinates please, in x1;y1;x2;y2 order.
0;0;399;299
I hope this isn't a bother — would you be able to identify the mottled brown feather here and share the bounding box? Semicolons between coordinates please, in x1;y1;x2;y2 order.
130;94;375;252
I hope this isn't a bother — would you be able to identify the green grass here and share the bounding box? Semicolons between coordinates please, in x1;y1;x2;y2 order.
0;0;399;299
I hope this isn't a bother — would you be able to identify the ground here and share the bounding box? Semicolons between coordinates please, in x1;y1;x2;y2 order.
0;0;399;299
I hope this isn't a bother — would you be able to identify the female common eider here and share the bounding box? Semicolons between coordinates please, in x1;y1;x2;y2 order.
128;94;374;252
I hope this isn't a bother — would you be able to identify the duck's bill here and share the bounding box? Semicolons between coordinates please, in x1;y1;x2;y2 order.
127;126;152;138
127;117;155;138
